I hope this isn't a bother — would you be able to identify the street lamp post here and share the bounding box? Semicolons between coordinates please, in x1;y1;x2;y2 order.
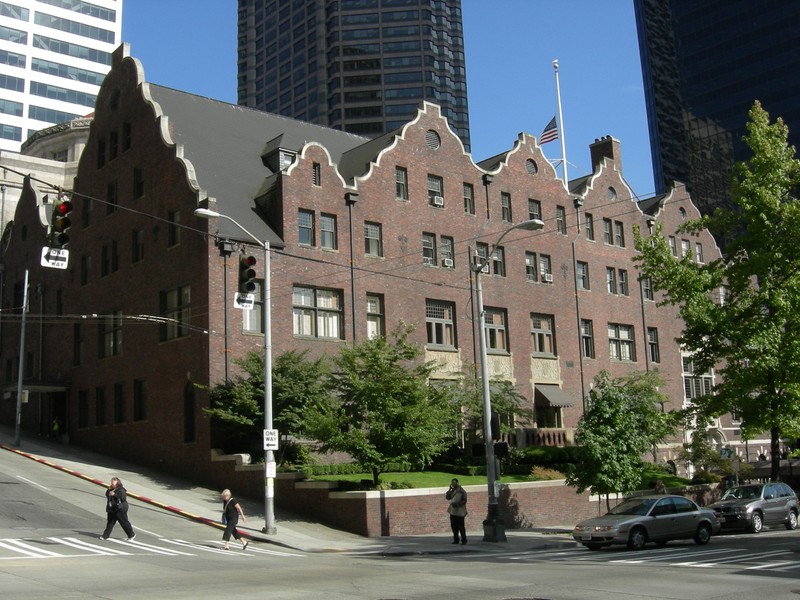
195;207;276;534
471;219;544;542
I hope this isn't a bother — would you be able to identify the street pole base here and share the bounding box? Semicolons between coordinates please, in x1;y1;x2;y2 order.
261;526;277;535
482;517;507;543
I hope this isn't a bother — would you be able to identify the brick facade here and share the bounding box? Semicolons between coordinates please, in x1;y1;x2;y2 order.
0;44;736;485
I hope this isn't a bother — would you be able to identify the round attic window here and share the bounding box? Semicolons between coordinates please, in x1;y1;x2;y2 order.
679;207;687;220
607;186;617;200
526;159;538;175
425;129;441;150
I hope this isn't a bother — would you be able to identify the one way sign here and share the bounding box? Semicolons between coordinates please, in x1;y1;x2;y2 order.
40;246;69;270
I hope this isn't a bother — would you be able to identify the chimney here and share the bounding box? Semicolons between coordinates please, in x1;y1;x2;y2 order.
589;135;622;174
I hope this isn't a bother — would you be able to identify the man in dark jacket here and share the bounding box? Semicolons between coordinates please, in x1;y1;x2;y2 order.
101;477;136;541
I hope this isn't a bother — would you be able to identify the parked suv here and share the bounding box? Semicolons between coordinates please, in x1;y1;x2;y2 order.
709;482;798;533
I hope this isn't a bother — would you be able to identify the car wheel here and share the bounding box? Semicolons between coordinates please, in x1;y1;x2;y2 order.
627;527;647;550
584;543;603;551
694;523;711;545
786;510;798;531
749;512;764;533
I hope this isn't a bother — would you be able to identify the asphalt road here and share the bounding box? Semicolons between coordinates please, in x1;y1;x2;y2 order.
2;448;800;599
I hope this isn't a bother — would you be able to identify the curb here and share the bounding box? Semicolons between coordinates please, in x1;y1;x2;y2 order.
0;442;286;547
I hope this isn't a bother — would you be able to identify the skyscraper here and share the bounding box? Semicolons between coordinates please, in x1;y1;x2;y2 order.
0;0;122;153
237;0;470;150
634;0;800;215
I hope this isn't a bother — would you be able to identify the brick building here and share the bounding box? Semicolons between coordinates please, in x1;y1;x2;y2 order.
0;45;743;478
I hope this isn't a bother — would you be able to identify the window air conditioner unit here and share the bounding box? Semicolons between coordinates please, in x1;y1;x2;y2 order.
543;273;553;283
433;195;445;206
481;263;490;274
442;258;454;268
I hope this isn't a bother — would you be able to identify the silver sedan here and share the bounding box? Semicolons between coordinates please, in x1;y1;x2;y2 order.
573;494;721;550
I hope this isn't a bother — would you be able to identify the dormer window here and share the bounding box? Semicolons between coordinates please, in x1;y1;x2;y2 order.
279;151;295;170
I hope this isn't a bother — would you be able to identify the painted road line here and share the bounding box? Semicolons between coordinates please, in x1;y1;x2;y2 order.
745;560;797;571
109;538;196;556
15;475;50;491
164;538;245;556
1;539;63;557
675;549;792;568
612;547;738;564
49;537;131;556
0;539;52;558
204;540;304;557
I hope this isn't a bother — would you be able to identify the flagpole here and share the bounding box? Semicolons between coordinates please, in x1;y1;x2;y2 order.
553;59;568;187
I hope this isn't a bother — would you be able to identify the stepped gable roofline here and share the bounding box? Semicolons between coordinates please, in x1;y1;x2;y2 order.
638;193;669;217
568;139;639;211
343;102;476;184
283;141;352;190
476;133;563;191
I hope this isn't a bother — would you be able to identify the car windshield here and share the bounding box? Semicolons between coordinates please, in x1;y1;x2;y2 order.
722;485;763;500
608;498;657;516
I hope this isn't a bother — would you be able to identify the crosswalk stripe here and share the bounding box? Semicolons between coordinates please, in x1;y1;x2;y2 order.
674;549;791;567
0;540;50;558
164;538;244;556
745;560;797;570
109;538;195;556
0;539;63;557
203;540;304;557
49;537;131;556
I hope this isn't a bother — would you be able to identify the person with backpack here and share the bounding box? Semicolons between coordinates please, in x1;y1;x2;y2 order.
101;477;136;541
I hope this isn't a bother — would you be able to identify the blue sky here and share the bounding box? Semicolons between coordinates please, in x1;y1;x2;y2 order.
123;0;654;197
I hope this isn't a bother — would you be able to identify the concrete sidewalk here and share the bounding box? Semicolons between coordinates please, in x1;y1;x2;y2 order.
0;426;577;555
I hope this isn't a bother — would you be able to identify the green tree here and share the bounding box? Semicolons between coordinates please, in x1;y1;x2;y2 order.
303;324;458;486
634;101;800;481
203;350;330;463
566;371;675;510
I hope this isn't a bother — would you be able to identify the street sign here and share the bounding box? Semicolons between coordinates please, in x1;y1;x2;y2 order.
263;428;279;451
40;246;69;270
265;461;277;478
234;292;255;310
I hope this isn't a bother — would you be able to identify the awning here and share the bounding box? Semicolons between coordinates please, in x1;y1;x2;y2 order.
534;384;575;408
3;381;69;393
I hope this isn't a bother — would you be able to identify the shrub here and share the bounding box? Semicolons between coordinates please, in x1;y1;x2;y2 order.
529;465;565;481
691;470;721;484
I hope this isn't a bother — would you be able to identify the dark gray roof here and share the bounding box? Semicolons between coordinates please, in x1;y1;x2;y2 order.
568;174;592;195
146;84;368;246
338;127;403;181
476;150;509;172
638;194;668;216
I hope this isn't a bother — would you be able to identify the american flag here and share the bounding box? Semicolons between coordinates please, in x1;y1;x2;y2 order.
539;116;558;144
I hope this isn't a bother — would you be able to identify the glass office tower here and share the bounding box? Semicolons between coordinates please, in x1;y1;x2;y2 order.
237;0;470;150
634;0;800;215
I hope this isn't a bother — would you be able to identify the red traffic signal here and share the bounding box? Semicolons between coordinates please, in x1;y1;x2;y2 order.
50;197;73;247
238;255;257;293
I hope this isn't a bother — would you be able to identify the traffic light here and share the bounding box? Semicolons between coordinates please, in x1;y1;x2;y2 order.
238;255;257;293
50;195;73;247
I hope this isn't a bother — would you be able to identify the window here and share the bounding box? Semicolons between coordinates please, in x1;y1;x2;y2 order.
122;121;131;150
485;308;508;352
364;221;382;257
492;246;506;277
576;261;589;290
463;183;474;215
426;299;455;348
106;181;117;214
133;379;147;422
668;235;677;257
100;241;119;276
80;255;90;285
525;252;537;282
531;313;555;356
539;254;552;282
298;209;314;245
427;174;443;206
395;166;408;200
608;323;635;361
99;311;122;358
73;323;83;366
681;239;690;258
642;276;654;301
422;232;436;265
78;390;88;428
500;192;512;223
95;386;106;426
618;269;629;296
440;236;454;268
614;221;625;247
109;130;118;160
580;319;595;358
97;138;105;168
132;229;144;263
243;281;264;334
683;357;713;399
113;382;125;424
320;213;337;250
133;166;144;198
556;205;566;234
81;196;92;227
312;161;321;186
476;242;489;272
292;286;343;339
366;293;384;339
695;242;704;264
647;327;660;364
160;285;191;341
606;267;617;294
577;214;591;243
528;199;541;221
603;218;613;244
168;210;181;247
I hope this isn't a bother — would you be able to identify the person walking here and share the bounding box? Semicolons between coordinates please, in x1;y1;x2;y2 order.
220;489;248;550
101;477;135;541
445;478;468;544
